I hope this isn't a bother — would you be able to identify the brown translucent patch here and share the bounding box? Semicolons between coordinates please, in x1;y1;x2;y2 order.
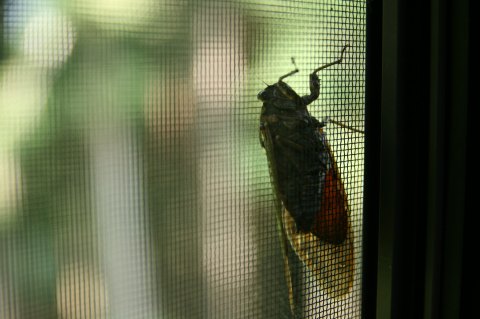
283;207;354;299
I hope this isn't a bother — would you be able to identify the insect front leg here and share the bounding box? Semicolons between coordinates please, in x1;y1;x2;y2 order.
301;73;320;106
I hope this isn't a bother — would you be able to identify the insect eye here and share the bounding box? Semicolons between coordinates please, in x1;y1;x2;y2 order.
258;86;276;102
257;89;269;101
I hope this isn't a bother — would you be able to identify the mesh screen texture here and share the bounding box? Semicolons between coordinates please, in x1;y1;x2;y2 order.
1;1;365;318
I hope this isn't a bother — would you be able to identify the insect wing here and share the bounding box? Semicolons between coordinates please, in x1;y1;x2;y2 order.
283;131;354;298
260;122;296;311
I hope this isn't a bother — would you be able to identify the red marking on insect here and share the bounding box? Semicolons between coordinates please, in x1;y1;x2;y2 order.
312;156;348;244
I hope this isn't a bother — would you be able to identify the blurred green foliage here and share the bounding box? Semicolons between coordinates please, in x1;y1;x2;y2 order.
1;1;365;318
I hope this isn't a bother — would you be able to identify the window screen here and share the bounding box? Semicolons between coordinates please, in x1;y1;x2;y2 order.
1;1;365;318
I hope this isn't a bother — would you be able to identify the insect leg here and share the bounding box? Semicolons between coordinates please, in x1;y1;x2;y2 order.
278;57;299;82
312;45;349;74
301;73;320;106
326;118;365;134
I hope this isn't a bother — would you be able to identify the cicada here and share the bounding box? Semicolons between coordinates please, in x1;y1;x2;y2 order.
258;46;354;310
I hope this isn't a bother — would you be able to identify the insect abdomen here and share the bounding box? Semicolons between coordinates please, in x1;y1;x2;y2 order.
272;123;348;244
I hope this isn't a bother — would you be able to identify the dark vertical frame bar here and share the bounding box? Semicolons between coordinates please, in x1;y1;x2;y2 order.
363;0;382;318
459;1;476;317
391;0;431;317
437;0;469;318
424;0;470;318
423;0;446;317
378;0;432;318
376;0;398;316
378;0;471;318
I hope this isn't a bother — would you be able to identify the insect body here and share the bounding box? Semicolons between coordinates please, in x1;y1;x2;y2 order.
259;46;354;301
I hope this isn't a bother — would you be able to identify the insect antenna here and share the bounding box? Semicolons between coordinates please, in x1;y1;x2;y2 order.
278;57;299;82
252;73;270;86
313;44;349;74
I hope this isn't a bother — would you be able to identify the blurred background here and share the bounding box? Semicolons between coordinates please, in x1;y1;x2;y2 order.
0;0;365;318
